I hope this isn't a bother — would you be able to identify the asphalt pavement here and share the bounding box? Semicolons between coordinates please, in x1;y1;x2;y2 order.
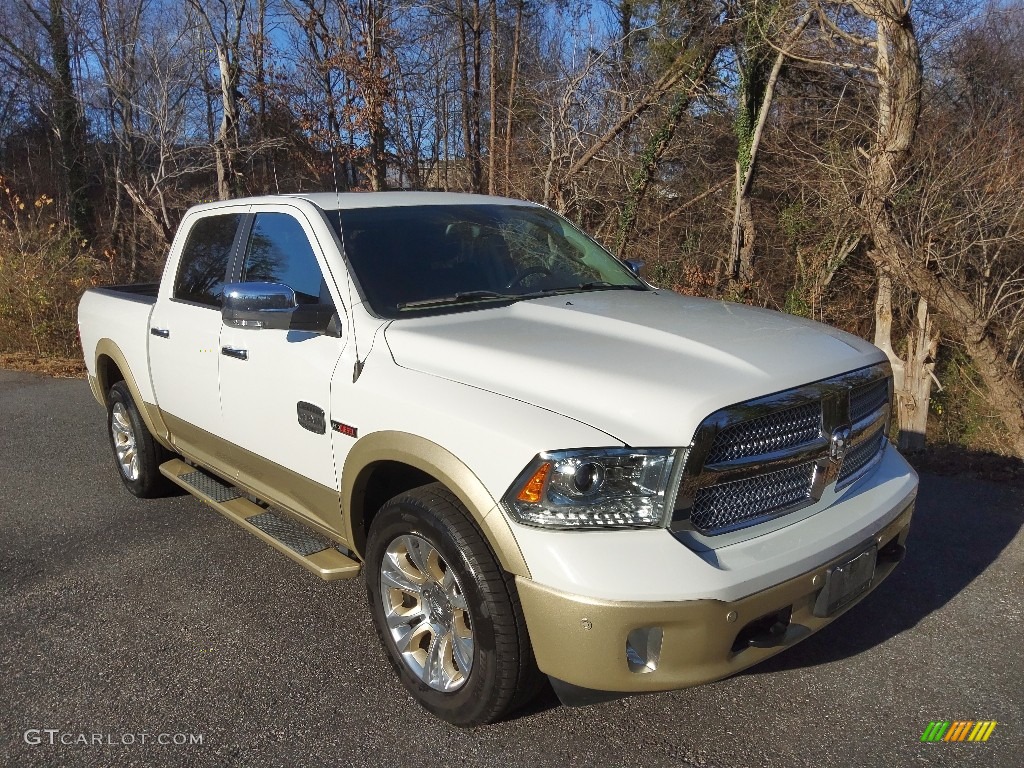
1;369;1021;767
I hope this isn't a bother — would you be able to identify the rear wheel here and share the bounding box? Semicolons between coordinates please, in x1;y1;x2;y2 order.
107;381;173;498
366;483;541;726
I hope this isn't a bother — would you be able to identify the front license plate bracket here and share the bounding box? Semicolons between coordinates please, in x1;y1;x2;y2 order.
813;545;877;618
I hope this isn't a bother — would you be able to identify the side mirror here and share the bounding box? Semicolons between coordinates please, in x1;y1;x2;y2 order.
624;259;645;277
222;282;338;335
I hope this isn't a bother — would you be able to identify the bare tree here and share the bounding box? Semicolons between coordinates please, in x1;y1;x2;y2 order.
546;35;720;209
727;4;811;289
187;0;247;200
501;0;525;194
454;0;484;192
0;0;93;234
348;0;394;190
774;0;1024;454
116;7;221;244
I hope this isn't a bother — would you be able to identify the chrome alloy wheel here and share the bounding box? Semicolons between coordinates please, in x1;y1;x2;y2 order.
110;401;140;481
379;534;474;692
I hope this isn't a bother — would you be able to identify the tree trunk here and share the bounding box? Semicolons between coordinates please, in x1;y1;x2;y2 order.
502;0;523;195
47;0;92;236
893;251;1024;456
364;0;388;191
253;0;268;190
728;9;811;288
897;297;938;451
730;191;756;285
616;2;634;134
469;0;483;192
487;0;497;194
214;46;241;201
616;78;709;255
455;0;473;190
875;273;937;450
189;0;245;200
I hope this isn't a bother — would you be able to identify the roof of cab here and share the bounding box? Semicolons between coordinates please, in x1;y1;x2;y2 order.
190;191;543;213
289;191;542;210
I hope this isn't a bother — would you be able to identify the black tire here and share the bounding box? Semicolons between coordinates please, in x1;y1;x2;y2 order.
366;482;542;726
106;381;174;498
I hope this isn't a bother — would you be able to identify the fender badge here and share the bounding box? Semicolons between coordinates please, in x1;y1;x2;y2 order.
331;421;358;438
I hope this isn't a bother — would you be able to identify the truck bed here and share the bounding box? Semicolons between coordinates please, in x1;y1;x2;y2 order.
78;283;160;406
88;283;160;304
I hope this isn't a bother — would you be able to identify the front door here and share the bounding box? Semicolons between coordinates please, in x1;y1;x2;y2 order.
218;205;347;534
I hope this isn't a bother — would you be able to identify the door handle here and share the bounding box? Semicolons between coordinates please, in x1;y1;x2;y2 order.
150;328;170;338
221;346;248;361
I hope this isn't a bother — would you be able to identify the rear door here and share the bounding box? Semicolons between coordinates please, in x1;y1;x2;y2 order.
150;208;246;453
217;205;347;533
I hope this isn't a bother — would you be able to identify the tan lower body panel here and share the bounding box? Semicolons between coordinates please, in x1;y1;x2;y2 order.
161;411;346;542
160;458;360;581
339;430;530;575
87;374;104;405
518;501;915;693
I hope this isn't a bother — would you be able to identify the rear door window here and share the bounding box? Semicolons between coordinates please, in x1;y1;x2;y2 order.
173;214;243;307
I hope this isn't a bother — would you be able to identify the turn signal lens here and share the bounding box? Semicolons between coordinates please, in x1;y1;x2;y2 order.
517;462;552;503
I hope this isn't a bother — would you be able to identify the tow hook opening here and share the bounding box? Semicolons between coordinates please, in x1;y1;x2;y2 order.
877;536;906;565
731;606;793;653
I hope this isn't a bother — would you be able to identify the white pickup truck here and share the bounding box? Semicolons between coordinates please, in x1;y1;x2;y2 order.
78;192;917;725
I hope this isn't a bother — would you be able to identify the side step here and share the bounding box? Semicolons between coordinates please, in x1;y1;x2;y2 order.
159;458;361;581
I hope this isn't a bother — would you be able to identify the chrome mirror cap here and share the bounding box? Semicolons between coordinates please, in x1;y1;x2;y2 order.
222;281;337;335
222;282;298;313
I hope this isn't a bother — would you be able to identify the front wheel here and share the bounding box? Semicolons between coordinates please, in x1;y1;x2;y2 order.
366;483;541;726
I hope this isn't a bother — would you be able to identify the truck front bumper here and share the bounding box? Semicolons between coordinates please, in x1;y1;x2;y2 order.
517;498;914;694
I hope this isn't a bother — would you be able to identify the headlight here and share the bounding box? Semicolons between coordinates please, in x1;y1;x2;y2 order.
500;448;684;529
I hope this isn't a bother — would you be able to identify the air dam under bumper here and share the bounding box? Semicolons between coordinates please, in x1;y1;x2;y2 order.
517;500;913;695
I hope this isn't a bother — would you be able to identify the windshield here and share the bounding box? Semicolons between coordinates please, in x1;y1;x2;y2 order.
326;204;645;317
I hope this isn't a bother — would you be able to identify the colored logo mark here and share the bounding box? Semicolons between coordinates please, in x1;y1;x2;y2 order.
920;721;997;742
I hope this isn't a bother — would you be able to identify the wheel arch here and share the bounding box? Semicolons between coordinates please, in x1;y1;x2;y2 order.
93;338;172;450
341;430;530;578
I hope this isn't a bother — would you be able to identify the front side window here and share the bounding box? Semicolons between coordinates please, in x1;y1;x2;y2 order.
173;214;242;307
328;204;644;318
242;212;331;305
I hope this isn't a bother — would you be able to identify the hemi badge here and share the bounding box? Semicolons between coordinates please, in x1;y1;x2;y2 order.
331;421;358;438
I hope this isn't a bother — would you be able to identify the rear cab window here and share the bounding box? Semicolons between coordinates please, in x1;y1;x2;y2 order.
173;214;243;307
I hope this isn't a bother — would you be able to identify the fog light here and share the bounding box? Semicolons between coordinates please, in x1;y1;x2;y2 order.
625;627;663;673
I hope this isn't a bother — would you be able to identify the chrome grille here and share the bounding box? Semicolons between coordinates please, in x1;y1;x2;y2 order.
691;462;816;533
850;379;889;423
705;402;821;463
838;425;886;486
673;362;892;542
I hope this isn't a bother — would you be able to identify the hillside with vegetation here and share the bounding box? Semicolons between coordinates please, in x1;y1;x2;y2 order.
1;0;1022;459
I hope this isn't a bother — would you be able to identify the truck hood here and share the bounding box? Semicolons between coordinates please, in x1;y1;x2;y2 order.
383;290;884;446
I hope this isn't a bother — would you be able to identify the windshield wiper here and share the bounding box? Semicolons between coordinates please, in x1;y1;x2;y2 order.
397;291;518;310
397;282;646;311
576;281;647;291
